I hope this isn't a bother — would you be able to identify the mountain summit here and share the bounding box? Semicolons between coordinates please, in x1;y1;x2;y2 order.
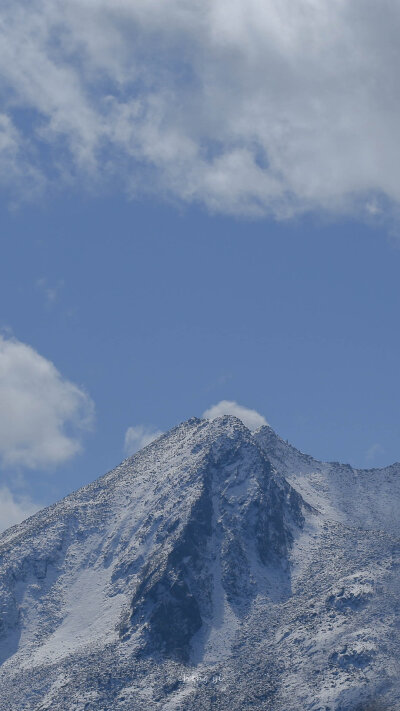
0;416;399;710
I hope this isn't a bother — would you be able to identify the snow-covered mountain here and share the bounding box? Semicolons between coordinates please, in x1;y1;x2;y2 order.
0;416;399;711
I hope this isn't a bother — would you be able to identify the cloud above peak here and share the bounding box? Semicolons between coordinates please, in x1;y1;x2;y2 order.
1;1;400;219
0;335;94;469
203;400;268;432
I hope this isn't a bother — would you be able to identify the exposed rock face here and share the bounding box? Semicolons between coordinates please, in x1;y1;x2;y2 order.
118;417;307;662
0;416;399;710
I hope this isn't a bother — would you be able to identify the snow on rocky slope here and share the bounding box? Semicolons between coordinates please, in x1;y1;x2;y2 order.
0;416;399;710
254;425;400;534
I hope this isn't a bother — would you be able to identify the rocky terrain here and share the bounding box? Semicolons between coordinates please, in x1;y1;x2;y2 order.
0;415;399;710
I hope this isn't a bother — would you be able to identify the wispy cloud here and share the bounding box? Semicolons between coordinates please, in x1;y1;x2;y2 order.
36;277;65;306
365;443;384;466
124;425;163;456
1;2;400;218
203;400;268;431
0;335;94;469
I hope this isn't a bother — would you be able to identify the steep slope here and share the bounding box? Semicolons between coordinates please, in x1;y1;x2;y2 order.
254;424;400;533
0;416;308;710
0;417;399;711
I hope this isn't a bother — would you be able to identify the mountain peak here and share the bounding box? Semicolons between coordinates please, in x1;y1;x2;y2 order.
120;415;307;663
0;415;307;665
0;416;399;710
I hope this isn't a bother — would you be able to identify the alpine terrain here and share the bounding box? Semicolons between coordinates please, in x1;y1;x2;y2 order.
0;416;399;710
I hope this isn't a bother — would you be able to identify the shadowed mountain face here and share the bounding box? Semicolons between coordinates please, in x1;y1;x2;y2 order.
0;417;399;710
121;420;306;663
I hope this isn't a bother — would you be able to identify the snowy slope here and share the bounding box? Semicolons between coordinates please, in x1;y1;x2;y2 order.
0;416;399;710
254;424;400;533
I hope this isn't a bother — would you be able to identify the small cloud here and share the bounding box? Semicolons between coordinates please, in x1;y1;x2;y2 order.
365;200;381;216
124;425;163;456
0;334;94;469
202;400;268;432
0;486;39;533
365;443;384;465
36;277;64;306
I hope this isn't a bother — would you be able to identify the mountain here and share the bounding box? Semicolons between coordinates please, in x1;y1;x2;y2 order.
0;416;399;711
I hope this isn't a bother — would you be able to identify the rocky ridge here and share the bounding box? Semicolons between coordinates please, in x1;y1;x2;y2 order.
0;416;398;710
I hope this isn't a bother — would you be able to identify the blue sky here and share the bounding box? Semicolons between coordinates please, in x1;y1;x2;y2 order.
1;1;400;529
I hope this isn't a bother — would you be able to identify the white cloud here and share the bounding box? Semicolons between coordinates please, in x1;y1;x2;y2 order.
0;335;94;469
203;400;268;431
1;2;400;218
124;425;163;456
0;486;39;533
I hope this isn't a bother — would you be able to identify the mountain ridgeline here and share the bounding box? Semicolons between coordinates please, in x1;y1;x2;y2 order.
0;416;399;710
